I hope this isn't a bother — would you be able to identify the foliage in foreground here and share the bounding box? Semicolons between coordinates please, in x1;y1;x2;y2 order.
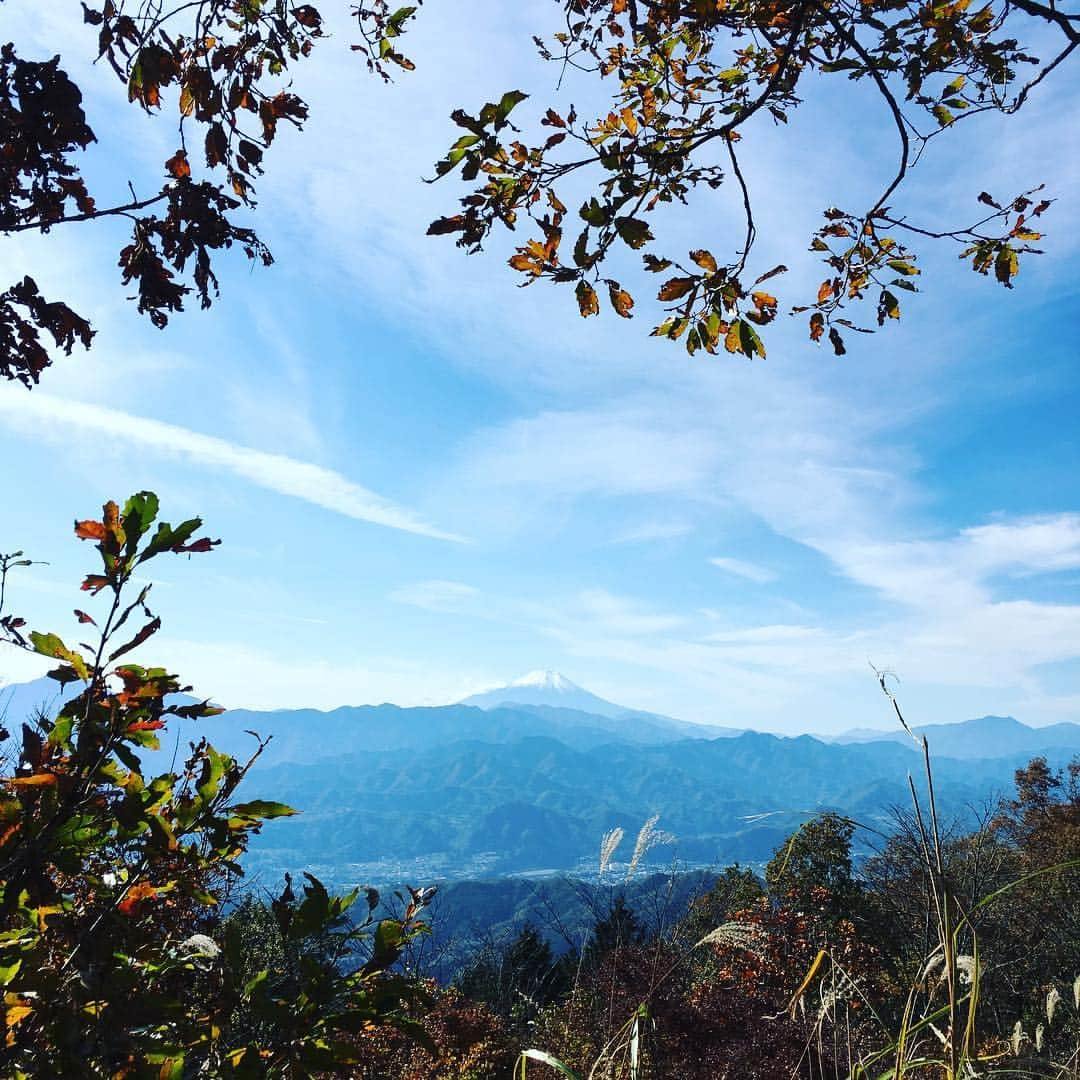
2;0;1076;384
0;494;432;1078
2;497;1080;1079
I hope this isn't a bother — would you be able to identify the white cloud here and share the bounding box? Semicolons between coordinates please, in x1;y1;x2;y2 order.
0;390;464;543
704;625;821;643
389;580;482;613
611;521;692;545
575;589;686;636
709;556;778;584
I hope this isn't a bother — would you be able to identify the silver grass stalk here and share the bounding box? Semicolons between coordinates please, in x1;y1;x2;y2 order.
625;814;674;880
598;827;624;879
1046;984;1061;1025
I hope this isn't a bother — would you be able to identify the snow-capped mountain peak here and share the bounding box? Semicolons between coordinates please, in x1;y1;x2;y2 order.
458;670;739;739
461;670;625;716
508;670;579;692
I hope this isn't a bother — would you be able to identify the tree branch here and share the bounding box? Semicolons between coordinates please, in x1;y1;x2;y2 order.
3;189;170;234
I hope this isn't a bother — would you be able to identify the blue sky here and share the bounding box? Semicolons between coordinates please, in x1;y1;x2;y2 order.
1;3;1078;733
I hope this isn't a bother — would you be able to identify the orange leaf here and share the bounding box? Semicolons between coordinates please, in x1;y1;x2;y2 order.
74;520;107;541
127;719;166;732
7;773;58;788
165;150;191;180
817;280;834;304
118;881;158;916
608;284;634;318
509;253;539;274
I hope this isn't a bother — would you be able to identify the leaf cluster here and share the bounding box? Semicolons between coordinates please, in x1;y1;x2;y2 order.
0;493;434;1077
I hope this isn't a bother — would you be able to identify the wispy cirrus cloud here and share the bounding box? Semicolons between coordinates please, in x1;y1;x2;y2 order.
0;390;464;543
388;579;483;612
709;556;778;584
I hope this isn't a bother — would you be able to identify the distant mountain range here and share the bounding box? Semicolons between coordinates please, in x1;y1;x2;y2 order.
826;714;1080;759
2;672;1079;886
460;670;742;740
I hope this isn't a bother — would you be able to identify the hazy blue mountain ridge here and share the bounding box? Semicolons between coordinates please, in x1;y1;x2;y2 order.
3;675;1079;884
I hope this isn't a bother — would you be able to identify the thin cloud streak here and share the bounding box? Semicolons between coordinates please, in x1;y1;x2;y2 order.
709;556;778;584
0;390;464;543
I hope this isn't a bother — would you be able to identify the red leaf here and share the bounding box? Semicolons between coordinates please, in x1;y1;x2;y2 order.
176;537;219;554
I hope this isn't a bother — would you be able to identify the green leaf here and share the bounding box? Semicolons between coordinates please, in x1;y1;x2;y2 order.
519;1049;582;1079
290;873;332;939
579;198;607;227
122;492;159;555
886;259;920;276
497;90;528;121
229;800;298;819
30;632;89;681
614;216;653;250
196;745;230;803
724;318;765;358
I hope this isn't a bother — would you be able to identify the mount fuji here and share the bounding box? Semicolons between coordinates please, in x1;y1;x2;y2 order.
461;670;743;739
462;670;639;717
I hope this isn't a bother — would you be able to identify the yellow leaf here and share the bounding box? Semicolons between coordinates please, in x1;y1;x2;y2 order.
690;250;718;273
787;949;829;1017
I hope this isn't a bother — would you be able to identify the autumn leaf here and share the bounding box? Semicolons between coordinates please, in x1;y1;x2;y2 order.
887;259;920;276
817;280;834;304
74;520;107;541
7;773;58;788
165;150;190;180
509;252;541;275
608;284;634;318
809;312;825;342
427;216;467;236
575;280;599;317
690;250;718;273
291;5;322;28
126;719;166;732
118;880;159;915
754;264;788;285
995;244;1019;286
724;318;765;359
877;289;900;325
658;277;696;302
